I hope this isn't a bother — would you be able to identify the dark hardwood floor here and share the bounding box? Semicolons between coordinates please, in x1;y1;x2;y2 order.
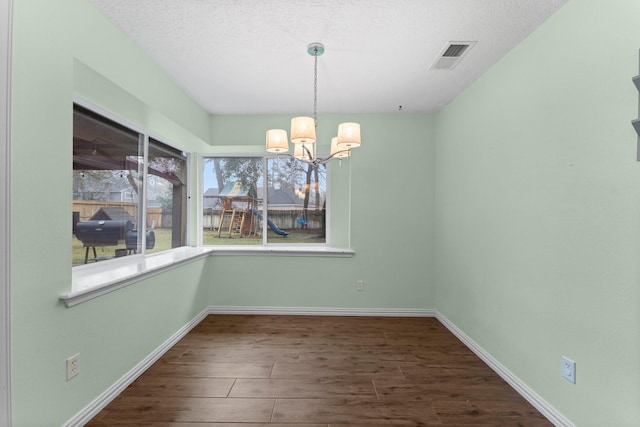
87;315;552;426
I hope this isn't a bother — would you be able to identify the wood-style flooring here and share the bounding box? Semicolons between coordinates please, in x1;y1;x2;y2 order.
87;315;552;426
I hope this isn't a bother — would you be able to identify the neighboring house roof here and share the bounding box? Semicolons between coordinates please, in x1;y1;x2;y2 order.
90;207;135;222
203;187;219;197
267;188;304;206
107;178;134;193
203;188;221;209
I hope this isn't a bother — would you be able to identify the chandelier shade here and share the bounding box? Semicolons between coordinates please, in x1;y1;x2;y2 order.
290;116;316;144
265;129;289;153
337;122;361;148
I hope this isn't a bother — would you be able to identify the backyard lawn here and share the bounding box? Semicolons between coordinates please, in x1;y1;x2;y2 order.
72;228;173;266
73;227;325;265
202;228;325;245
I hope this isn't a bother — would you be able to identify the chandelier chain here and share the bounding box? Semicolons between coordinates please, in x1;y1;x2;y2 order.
313;47;318;128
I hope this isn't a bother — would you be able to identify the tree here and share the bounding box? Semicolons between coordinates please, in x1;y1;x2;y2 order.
211;157;262;198
73;169;134;201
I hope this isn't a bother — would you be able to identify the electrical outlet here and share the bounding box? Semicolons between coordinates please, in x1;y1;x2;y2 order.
66;354;80;381
562;356;575;384
357;280;364;291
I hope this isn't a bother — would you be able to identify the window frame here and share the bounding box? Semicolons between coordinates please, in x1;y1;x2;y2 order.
72;98;191;266
200;153;332;248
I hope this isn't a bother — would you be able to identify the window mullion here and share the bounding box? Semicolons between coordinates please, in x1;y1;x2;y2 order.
139;133;148;253
263;156;268;245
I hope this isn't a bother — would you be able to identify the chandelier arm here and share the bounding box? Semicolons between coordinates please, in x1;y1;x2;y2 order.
274;148;349;166
316;149;351;165
303;144;313;161
274;153;320;166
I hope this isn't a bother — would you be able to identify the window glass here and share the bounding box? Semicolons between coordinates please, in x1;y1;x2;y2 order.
147;138;187;253
266;158;326;244
72;105;188;266
73;105;141;265
202;156;326;245
202;157;264;245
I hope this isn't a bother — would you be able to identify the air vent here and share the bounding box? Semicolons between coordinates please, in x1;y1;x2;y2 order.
442;44;469;57
430;41;476;70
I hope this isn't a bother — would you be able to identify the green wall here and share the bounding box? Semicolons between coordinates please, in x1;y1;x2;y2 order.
10;0;211;425
208;114;436;310
434;0;640;425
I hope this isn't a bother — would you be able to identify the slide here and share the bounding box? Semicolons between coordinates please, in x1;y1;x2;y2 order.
251;209;289;236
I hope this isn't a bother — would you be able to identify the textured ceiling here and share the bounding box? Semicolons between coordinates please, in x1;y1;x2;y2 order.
88;0;568;115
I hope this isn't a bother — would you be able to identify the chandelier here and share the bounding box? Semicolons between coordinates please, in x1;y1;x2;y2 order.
266;42;361;165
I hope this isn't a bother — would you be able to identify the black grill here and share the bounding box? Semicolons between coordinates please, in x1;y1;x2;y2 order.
75;220;133;246
125;229;156;252
75;220;134;263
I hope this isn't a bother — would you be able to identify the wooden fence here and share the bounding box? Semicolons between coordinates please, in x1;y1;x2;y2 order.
73;200;164;227
203;208;324;231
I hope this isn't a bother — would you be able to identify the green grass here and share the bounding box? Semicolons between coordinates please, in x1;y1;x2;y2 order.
203;228;325;245
72;227;326;266
72;228;173;266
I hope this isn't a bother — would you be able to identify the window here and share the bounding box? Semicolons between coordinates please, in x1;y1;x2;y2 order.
202;156;327;245
72;104;188;266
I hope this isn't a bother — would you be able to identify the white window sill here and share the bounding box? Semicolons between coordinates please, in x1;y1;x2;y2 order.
61;245;354;307
62;247;214;307
206;245;355;257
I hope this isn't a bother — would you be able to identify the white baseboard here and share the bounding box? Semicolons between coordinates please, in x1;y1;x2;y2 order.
62;308;209;427
207;306;437;317
435;312;575;427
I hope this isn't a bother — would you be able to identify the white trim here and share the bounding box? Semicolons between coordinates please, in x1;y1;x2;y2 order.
186;151;194;247
140;133;149;251
347;156;352;249
436;312;575;427
208;306;436;317
63;247;214;307
208;246;354;257
325;154;333;247
63;246;354;307
262;156;268;243
62;308;209;427
0;0;12;424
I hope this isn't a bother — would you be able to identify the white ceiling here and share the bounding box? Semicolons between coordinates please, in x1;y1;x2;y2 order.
88;0;568;115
